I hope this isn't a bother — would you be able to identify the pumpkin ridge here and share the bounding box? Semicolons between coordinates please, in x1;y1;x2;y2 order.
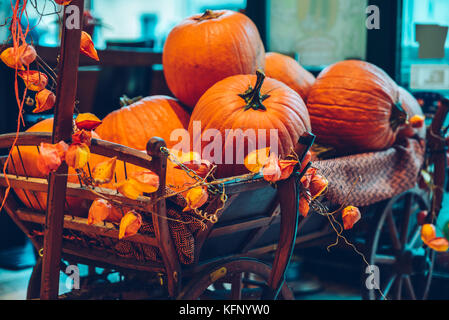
308;102;390;118
310;82;395;102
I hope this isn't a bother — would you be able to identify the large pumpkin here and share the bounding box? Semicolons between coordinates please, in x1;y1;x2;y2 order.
8;118;94;215
95;95;195;190
162;9;265;109
95;95;190;150
306;60;407;154
264;52;315;102
188;71;311;178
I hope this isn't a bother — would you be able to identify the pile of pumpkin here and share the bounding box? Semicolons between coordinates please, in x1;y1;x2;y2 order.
12;9;426;227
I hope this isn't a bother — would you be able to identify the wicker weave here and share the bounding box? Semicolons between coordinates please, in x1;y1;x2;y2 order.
314;137;425;207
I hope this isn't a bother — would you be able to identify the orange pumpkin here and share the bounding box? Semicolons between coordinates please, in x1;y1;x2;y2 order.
188;71;311;178
95;96;195;191
9;118;96;215
264;52;315;102
397;86;426;140
306;60;407;154
162;9;265;109
95;95;190;150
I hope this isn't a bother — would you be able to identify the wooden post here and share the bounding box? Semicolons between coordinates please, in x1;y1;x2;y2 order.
263;132;315;300
40;0;85;300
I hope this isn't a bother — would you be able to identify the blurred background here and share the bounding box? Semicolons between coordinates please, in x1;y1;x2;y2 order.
0;0;448;299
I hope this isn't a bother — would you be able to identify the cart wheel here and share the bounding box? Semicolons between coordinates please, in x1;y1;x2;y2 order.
363;188;435;300
178;258;294;300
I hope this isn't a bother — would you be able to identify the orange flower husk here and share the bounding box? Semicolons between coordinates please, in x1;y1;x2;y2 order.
129;170;159;194
262;152;282;182
80;31;99;61
18;70;48;91
33;89;56;113
426;237;449;252
342;206;361;230
116;179;143;200
183;186;208;212
54;0;72;4
36;141;69;175
88;198;123;225
75;113;102;130
0;47;23;70
88;199;112;225
410;115;425;129
244;147;271;173
65;143;90;169
72;129;93;146
300;167;317;189
299;151;312;172
108;205;124;223
309;174;329;199
92;156;117;185
172;150;202;171
19;44;37;66
298;196;310;217
195;159;214;178
421;224;437;244
118;211;142;239
0;44;36;70
279;159;298;180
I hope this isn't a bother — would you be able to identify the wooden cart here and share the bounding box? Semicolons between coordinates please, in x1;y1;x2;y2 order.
0;130;317;300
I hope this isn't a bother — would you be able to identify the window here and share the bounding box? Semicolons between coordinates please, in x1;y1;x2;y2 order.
269;0;368;69
401;0;449;93
91;0;247;50
11;0;246;49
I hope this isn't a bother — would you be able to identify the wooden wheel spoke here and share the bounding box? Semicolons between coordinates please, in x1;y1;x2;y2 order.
230;273;243;300
394;275;403;300
404;275;417;300
386;210;402;251
409;228;422;249
374;254;396;265
400;194;413;245
382;274;397;299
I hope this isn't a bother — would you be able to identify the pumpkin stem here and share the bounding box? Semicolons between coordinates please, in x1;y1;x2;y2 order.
239;69;270;111
119;95;143;107
390;101;408;131
194;9;224;22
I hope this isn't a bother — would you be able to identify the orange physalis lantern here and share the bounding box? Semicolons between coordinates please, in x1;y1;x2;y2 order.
0;44;36;70
278;159;298;180
91;157;117;185
309;174;328;199
88;199;113;225
183;186;208;212
80;31;99;61
116;180;142;200
72;129;93;146
410;115;425;129
262;152;281;182
88;199;122;225
342;206;361;230
65;143;90;169
34;89;56;113
37;141;69;175
119;211;142;239
54;0;73;5
244;147;270;173
129;170;160;194
75;113;102;130
18;71;48;91
420;224;449;252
